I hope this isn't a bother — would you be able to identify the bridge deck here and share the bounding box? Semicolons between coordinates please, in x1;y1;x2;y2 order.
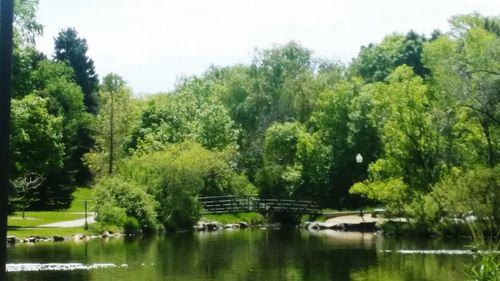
199;195;321;215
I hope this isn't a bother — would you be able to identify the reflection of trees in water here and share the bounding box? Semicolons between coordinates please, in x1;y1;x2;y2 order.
7;230;471;281
188;230;379;281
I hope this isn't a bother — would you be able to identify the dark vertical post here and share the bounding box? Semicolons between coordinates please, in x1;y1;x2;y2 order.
84;200;88;230
0;0;14;278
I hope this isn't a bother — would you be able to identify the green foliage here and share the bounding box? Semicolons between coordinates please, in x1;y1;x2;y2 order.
13;0;43;45
8;8;499;234
123;217;141;234
257;122;330;205
126;92;238;155
94;204;142;234
350;178;408;216
95;203;127;227
93;177;159;232
11;95;64;176
84;73;140;177
311;78;381;208
423;17;499;167
54;27;99;114
468;251;500;281
28;60;94;207
367;66;443;190
430;166;500;238
117;142;255;230
351;31;429;82
194;103;239;150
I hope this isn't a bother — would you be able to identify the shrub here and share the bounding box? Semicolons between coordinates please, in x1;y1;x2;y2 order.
95;203;127;226
93;177;159;232
123;217;141;234
117;141;256;230
431;166;499;238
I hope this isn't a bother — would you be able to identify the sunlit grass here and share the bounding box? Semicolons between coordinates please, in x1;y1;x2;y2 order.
67;187;95;212
8;188;95;229
201;212;265;225
8;211;85;228
7;226;91;239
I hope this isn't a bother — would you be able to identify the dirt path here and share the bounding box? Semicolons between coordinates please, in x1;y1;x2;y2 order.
40;215;96;228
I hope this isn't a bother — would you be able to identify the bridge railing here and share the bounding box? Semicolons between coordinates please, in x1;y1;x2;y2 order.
199;195;321;215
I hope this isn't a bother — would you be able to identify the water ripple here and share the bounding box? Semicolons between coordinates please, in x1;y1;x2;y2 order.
381;249;500;255
7;263;128;272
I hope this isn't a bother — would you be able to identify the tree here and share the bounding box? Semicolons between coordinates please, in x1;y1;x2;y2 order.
13;0;43;45
194;103;239;150
113;142;255;230
351;31;429;82
256;122;330;205
10;95;66;210
10;173;44;219
431;166;500;239
363;66;443;191
10;95;64;177
32;60;95;187
85;73;139;177
423;15;500;167
310;79;381;208
54;27;99;114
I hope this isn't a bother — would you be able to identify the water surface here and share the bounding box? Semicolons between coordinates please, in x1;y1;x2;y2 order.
7;229;472;281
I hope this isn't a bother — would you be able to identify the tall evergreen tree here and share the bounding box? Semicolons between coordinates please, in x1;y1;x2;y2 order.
54;27;99;114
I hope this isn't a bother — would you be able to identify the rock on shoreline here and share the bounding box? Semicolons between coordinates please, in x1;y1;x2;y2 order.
194;221;250;231
6;231;124;246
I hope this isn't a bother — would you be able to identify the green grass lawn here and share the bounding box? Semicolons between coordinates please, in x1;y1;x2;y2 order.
67;187;95;212
201;212;265;225
8;227;90;238
8;211;86;228
7;187;96;238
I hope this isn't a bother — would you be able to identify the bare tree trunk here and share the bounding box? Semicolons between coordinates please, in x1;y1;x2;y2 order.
109;90;114;175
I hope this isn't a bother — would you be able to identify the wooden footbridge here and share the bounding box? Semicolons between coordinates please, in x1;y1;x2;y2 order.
199;195;321;215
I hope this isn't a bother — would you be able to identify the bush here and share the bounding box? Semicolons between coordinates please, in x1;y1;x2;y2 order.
93;177;159;232
123;217;141;234
95;203;127;226
431;166;500;238
117;142;256;230
468;251;500;281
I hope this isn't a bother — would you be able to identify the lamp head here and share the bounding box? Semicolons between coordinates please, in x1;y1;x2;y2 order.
356;153;363;163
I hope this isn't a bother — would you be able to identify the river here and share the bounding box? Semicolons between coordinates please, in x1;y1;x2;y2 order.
7;229;472;281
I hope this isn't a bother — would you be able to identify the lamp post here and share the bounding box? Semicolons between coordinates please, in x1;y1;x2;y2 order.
355;153;364;220
84;200;88;230
355;153;363;164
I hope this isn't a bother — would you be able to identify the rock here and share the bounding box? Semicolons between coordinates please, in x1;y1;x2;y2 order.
224;224;240;229
101;231;112;238
328;224;345;231
206;221;223;231
7;236;16;245
73;234;87;240
239;222;249;229
193;222;206;231
25;237;37;243
53;236;65;242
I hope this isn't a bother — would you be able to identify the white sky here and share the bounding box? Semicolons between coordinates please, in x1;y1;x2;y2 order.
36;0;500;94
